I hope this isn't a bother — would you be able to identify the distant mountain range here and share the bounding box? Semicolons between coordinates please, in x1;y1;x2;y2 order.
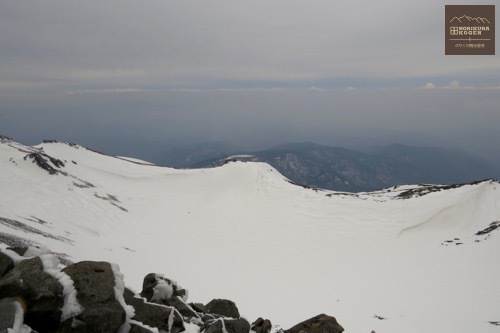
156;142;498;192
2;136;500;332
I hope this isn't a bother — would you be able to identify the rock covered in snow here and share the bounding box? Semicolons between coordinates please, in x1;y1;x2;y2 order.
0;255;64;331
140;273;188;304
203;318;250;333
0;247;345;333
59;261;127;333
139;272;199;319
124;287;185;333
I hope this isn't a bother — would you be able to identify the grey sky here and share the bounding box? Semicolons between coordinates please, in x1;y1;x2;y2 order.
1;1;499;164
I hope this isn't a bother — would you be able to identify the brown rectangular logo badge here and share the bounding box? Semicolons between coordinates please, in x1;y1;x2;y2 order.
445;5;495;55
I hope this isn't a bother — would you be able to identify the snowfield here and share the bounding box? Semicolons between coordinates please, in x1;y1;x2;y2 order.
1;138;499;333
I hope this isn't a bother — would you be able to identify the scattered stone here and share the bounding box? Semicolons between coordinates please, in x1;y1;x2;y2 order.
285;314;344;333
206;299;240;318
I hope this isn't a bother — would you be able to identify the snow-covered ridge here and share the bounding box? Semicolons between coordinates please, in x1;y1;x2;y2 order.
1;138;500;333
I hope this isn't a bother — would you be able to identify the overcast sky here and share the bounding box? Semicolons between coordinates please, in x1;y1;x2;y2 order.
1;1;499;163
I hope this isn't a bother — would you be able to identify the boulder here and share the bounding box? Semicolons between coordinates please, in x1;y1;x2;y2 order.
251;317;272;333
59;261;126;333
170;296;199;318
0;251;14;277
0;256;63;332
205;299;240;318
125;292;185;333
204;318;250;333
285;314;344;333
140;273;187;305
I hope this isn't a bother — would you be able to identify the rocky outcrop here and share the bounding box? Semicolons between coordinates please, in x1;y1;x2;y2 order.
0;247;345;333
24;152;65;175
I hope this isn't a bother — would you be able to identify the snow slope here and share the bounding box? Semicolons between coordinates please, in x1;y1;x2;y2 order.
1;138;500;333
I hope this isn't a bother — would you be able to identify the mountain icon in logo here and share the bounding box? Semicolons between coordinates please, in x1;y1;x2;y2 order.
450;15;491;24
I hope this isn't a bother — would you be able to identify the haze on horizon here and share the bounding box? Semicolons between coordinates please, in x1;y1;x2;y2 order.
1;1;499;165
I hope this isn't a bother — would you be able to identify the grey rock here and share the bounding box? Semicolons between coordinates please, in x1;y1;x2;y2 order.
190;302;208;314
5;247;28;256
0;256;63;332
59;261;125;333
0;252;14;278
285;314;344;333
126;294;185;333
206;299;240;318
251;317;272;333
140;273;187;305
170;296;199;318
204;318;250;333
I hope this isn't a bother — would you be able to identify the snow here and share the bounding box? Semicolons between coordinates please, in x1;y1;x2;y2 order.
1;140;500;333
38;254;83;321
151;277;175;302
167;307;176;332
184;322;201;333
23;246;51;258
0;249;26;265
9;300;25;333
110;263;135;333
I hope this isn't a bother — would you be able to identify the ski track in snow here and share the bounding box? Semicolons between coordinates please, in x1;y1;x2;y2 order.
1;140;500;333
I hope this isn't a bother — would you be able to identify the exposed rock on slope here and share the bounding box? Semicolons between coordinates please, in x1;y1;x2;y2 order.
0;247;344;333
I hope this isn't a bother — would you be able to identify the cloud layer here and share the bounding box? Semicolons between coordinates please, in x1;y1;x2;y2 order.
1;1;499;167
